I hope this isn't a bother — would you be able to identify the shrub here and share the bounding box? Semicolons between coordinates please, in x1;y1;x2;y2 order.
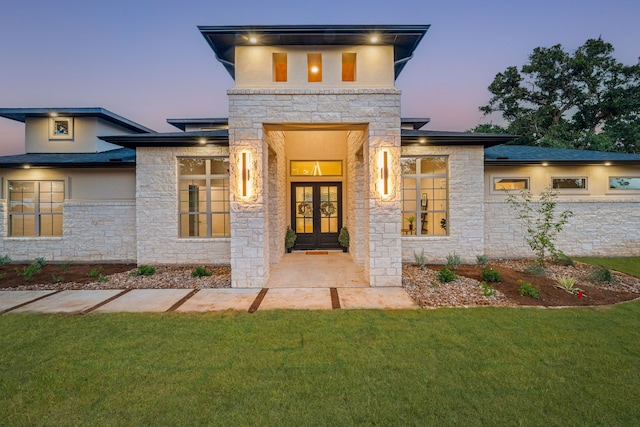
0;254;11;265
552;252;574;267
285;226;297;250
60;263;71;271
480;281;496;297
51;274;64;283
505;187;573;266
97;274;109;283
88;266;103;277
16;263;42;281
518;280;540;299
191;266;212;277
338;227;350;249
0;272;6;280
33;257;47;269
414;249;426;271
446;252;461;270
524;263;546;276
554;275;583;295
437;267;458;283
481;267;501;282
476;254;489;267
588;265;613;283
130;265;156;277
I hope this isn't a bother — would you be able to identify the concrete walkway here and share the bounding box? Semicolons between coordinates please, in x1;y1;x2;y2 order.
0;287;419;314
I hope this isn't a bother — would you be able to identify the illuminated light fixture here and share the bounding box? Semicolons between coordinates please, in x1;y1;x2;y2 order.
23;164;31;169
604;161;612;166
249;36;257;43
240;151;251;198
370;35;379;43
49;112;58;117
379;149;390;198
419;137;427;144
541;162;549;166
310;65;319;74
199;138;206;145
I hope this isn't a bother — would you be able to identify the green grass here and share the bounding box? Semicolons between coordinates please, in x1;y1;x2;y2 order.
575;256;640;278
1;305;640;425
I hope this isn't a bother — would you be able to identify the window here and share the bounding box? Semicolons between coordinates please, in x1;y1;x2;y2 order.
342;52;356;81
48;117;73;140
493;177;529;191
609;177;640;190
401;157;448;236
273;52;287;82
178;158;230;237
307;53;322;82
9;180;64;236
552;177;587;190
290;160;343;176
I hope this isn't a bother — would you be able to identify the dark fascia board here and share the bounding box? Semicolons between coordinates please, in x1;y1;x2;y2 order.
166;118;229;131
401;118;430;130
485;144;640;165
0;148;136;169
485;159;640;166
0;108;154;134
402;130;518;147
198;24;430;80
98;130;229;149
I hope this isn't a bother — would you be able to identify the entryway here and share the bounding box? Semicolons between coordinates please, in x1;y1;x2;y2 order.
291;182;342;250
266;251;368;288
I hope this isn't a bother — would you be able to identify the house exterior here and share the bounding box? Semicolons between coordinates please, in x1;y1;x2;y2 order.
0;25;638;288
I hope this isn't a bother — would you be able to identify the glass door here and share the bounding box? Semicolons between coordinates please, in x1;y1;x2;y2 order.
291;182;342;249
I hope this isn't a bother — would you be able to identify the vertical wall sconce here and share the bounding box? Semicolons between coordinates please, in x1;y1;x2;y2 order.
379;149;390;198
240;151;251;198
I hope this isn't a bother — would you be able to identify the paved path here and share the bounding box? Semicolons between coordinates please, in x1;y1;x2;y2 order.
0;287;419;314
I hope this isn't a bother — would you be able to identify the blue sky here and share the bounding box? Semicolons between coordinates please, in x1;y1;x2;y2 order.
1;0;638;154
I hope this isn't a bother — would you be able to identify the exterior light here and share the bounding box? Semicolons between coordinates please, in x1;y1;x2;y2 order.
249;36;257;43
23;164;31;169
604;162;612;166
419;137;426;144
378;149;390;198
371;35;379;43
199;138;206;145
310;65;319;74
240;151;251;198
49;112;58;117
541;162;549;166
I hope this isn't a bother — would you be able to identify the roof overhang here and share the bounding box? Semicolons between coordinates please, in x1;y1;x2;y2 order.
167;118;228;131
484;145;640;166
402;130;518;147
0;108;153;133
0;148;136;169
198;25;430;80
98;130;229;149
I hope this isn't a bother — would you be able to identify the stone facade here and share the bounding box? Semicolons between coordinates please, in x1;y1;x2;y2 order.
400;145;486;264
135;146;231;266
0;199;136;262
228;88;402;287
484;198;640;258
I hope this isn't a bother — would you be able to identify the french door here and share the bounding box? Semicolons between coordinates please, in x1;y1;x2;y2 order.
291;182;342;250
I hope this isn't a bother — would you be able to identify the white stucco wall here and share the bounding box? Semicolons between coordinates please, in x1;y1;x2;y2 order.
234;45;395;88
135;146;231;265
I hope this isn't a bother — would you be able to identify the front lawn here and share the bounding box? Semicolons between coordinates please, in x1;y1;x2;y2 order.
575;256;640;278
2;305;640;425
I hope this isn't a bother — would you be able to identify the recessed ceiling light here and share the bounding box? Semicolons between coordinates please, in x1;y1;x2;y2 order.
23;164;31;169
199;138;206;145
49;112;58;117
249;36;257;43
541;162;549;166
604;161;612;166
419;137;427;144
371;36;379;43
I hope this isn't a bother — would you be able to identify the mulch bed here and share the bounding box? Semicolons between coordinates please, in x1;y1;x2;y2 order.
0;264;136;289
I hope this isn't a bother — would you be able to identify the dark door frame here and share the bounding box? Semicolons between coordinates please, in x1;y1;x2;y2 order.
291;182;342;250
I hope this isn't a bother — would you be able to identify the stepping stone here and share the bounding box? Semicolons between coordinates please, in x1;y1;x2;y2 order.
176;289;261;312
0;290;57;312
93;289;193;313
12;290;121;314
337;287;420;309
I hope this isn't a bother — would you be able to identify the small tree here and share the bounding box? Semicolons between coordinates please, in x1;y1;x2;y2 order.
506;187;573;266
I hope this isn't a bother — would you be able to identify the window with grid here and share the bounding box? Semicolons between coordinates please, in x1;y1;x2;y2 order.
401;157;448;236
9;180;64;237
178;158;230;238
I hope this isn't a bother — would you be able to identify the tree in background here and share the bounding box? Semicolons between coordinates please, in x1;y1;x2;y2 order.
479;38;640;153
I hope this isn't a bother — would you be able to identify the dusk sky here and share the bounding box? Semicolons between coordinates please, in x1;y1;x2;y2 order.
1;0;638;154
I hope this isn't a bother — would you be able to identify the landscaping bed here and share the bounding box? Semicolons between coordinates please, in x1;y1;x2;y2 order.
404;259;640;308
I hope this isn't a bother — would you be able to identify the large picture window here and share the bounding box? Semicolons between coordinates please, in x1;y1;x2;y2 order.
178;158;230;238
401;156;448;236
9;180;64;237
